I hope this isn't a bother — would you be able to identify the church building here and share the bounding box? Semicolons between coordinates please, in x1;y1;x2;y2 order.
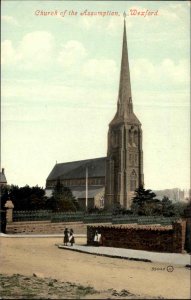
46;17;144;210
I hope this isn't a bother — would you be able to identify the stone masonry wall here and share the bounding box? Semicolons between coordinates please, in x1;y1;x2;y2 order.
87;220;186;253
6;221;87;235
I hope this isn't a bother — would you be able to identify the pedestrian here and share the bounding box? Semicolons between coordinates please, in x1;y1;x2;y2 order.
63;228;69;246
94;230;102;246
97;232;102;245
94;230;99;246
69;228;75;246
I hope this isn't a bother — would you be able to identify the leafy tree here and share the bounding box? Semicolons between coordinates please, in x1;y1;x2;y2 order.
161;196;175;217
144;198;162;216
112;201;122;215
172;201;188;217
131;185;159;216
112;201;133;215
51;180;79;212
0;186;9;209
0;186;9;233
7;185;46;210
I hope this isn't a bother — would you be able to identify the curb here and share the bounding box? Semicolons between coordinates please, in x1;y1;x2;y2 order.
185;264;191;269
57;245;191;267
57;245;152;263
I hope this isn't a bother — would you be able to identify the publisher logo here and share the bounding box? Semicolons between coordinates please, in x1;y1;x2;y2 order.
167;265;174;272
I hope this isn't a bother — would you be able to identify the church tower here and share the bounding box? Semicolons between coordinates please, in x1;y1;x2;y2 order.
105;16;144;210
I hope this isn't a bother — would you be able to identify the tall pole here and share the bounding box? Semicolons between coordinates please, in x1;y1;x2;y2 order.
86;167;88;211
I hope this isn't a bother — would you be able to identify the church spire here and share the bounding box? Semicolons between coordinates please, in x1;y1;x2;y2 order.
117;14;133;117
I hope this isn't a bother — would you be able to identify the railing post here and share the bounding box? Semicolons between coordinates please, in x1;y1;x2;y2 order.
4;200;14;223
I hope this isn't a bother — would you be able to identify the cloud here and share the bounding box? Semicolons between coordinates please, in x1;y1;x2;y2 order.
1;31;54;69
58;40;87;68
1;78;116;123
1;40;21;65
82;59;117;81
78;13;131;36
2;15;19;26
79;16;99;30
131;58;189;89
18;31;54;68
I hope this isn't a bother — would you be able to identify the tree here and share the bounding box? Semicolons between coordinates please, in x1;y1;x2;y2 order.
144;198;162;216
51;180;79;212
8;185;46;210
0;186;8;233
161;196;175;217
0;186;9;209
131;185;160;216
172;201;188;217
112;201;133;215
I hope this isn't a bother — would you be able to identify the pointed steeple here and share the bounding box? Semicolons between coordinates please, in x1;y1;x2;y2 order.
110;16;141;126
117;14;133;118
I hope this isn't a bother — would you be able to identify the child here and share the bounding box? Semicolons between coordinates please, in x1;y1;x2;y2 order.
69;228;75;246
63;228;69;246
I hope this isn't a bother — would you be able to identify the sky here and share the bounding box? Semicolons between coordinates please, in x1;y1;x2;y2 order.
1;0;190;190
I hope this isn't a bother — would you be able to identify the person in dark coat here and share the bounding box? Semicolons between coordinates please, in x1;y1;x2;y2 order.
64;228;69;246
69;228;75;246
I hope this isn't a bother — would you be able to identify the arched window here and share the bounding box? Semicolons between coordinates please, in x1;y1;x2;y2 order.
130;170;137;191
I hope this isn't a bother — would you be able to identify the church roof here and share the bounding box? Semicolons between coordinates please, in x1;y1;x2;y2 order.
45;186;104;199
47;157;106;181
71;186;104;199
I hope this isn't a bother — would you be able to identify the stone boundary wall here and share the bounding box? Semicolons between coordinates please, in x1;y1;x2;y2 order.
87;220;186;253
6;221;87;235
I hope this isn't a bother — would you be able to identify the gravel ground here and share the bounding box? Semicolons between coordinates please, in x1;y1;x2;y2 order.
1;237;190;299
0;273;98;299
0;273;164;299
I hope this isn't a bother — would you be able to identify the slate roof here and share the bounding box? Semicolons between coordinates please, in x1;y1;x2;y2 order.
45;186;104;199
71;186;104;199
47;157;106;181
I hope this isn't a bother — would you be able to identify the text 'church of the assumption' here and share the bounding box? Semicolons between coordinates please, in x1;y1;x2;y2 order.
46;18;144;211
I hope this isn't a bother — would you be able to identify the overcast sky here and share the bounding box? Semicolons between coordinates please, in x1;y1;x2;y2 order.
1;1;190;190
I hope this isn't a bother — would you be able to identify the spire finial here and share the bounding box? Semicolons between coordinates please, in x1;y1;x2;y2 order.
123;11;127;20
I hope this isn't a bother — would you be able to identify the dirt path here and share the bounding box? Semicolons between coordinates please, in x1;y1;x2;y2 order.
0;237;190;299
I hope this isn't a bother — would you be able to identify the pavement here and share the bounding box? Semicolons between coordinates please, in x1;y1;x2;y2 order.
57;244;191;267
